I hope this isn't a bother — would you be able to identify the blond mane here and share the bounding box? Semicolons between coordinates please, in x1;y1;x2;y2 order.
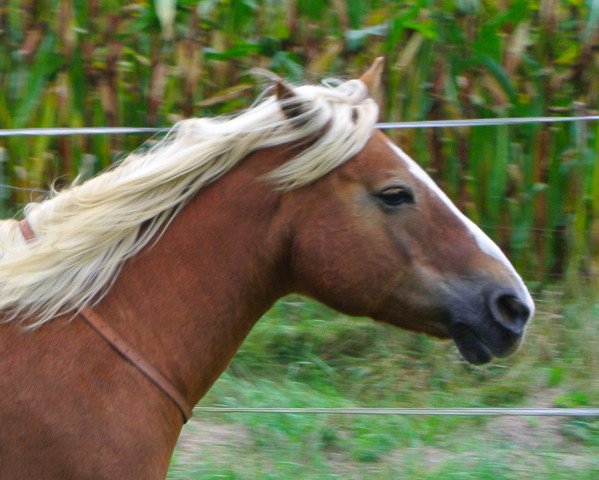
0;79;378;327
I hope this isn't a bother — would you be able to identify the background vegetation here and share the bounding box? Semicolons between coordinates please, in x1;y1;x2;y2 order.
1;1;598;478
1;0;598;285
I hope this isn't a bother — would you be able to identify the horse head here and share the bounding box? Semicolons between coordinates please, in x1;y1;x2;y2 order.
275;60;534;365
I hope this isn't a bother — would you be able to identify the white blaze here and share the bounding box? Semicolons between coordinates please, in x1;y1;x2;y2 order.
385;139;534;313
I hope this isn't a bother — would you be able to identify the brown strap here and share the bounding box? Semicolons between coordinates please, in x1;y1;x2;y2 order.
80;307;193;423
19;218;36;242
18;218;192;423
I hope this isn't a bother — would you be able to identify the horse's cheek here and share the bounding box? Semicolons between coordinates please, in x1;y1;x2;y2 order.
290;220;400;315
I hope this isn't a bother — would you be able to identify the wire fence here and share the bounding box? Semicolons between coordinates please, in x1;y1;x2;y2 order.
194;407;599;416
0;114;598;137
1;113;597;197
2;116;598;418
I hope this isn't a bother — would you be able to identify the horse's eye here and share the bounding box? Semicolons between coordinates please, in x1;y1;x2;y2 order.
375;186;414;207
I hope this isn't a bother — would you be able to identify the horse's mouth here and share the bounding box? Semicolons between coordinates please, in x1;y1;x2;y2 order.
448;322;522;365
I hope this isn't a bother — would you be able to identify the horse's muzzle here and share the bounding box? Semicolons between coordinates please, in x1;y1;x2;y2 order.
448;288;533;365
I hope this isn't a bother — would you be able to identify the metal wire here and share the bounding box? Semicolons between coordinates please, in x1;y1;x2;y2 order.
0;115;598;137
377;115;599;129
195;407;599;416
0;127;165;137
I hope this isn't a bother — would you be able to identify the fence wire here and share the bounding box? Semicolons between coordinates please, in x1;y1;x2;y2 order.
0;115;598;137
194;407;599;417
2;117;598;418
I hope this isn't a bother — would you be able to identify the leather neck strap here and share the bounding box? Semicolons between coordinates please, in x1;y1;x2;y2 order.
80;307;192;422
18;219;192;423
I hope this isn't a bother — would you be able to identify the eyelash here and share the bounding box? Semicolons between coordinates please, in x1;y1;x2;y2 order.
374;186;414;207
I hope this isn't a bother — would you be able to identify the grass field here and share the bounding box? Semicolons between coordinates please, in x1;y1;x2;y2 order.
168;292;599;479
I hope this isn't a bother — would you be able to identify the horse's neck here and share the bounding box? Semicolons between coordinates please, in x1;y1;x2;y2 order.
92;148;291;407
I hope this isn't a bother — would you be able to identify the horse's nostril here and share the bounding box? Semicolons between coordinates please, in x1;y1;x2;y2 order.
489;291;531;335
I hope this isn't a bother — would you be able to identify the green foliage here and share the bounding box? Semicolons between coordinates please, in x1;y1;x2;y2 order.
562;419;599;447
1;1;598;285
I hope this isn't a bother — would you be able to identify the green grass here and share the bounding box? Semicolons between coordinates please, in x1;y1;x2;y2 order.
167;294;599;478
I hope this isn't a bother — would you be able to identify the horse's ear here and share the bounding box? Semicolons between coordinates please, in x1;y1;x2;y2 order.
275;80;295;101
275;80;304;119
359;57;384;97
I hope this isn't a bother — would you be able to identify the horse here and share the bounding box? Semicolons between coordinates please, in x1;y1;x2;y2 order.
0;59;533;478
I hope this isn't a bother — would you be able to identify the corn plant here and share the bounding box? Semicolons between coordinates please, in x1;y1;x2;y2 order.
0;0;598;287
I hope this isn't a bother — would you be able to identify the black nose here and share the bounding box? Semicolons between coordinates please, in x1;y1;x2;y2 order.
489;290;531;336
